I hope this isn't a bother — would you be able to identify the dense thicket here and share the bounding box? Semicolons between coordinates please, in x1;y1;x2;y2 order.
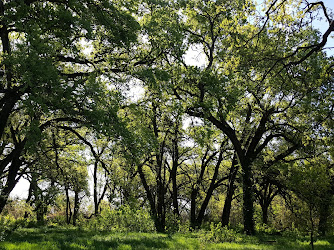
1;0;333;236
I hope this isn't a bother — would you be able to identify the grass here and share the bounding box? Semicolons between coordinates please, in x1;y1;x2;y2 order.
0;227;334;249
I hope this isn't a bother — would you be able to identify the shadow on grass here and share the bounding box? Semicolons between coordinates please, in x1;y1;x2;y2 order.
1;227;334;250
254;234;334;250
3;228;170;249
90;237;169;249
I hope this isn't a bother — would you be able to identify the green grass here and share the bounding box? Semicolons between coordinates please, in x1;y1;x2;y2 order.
0;227;334;249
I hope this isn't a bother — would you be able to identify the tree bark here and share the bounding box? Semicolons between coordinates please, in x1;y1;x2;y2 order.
65;187;72;224
0;1;17;141
318;195;331;236
171;164;179;216
30;173;45;224
93;161;98;215
0;141;26;214
156;174;166;232
221;158;238;226
241;161;255;235
262;204;268;225
73;190;80;226
171;134;180;216
221;187;234;227
190;187;198;229
137;161;167;232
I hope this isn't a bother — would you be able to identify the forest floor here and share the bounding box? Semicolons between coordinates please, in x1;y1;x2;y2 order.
0;227;334;249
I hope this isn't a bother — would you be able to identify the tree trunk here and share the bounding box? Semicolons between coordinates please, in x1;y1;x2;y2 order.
65;187;72;224
0;2;18;140
36;202;45;224
190;187;199;229
156;179;166;233
318;196;331;236
93;161;98;215
24;180;34;218
0;142;25;214
196;147;225;228
137;162;166;232
73;190;79;226
241;162;255;235
171;168;179;216
195;184;215;228
310;207;315;250
221;186;235;227
171;153;179;216
221;159;238;227
171;127;180;216
261;204;268;225
31;174;45;224
153;215;165;233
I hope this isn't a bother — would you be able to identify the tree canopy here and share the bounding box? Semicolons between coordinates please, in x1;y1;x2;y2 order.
1;0;334;236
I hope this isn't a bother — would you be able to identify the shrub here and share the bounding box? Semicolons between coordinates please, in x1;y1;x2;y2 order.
46;210;67;226
81;205;155;232
2;199;34;219
0;215;35;241
165;213;181;234
203;222;242;243
281;223;303;238
256;223;282;235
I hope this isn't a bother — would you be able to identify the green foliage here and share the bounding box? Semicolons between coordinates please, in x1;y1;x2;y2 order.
164;213;180;234
2;199;34;219
255;223;281;236
0;216;36;241
281;225;303;238
81;205;155;233
203;222;243;243
1;0;334;241
164;213;192;234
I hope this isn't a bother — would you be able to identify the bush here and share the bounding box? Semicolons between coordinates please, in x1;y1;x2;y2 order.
46;211;67;226
0;215;35;241
281;224;303;238
162;212;192;234
81;205;155;232
2;199;34;219
203;222;242;243
178;219;191;234
256;223;282;235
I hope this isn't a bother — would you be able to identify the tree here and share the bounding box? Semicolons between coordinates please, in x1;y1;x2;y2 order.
54;126;114;216
254;169;282;225
1;0;333;235
26;171;58;224
182;123;231;229
116;84;191;232
221;155;239;227
288;155;333;248
139;0;334;234
0;0;140;213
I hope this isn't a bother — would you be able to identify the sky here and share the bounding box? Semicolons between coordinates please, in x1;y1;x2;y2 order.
321;0;334;15
313;0;334;55
9;0;334;199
